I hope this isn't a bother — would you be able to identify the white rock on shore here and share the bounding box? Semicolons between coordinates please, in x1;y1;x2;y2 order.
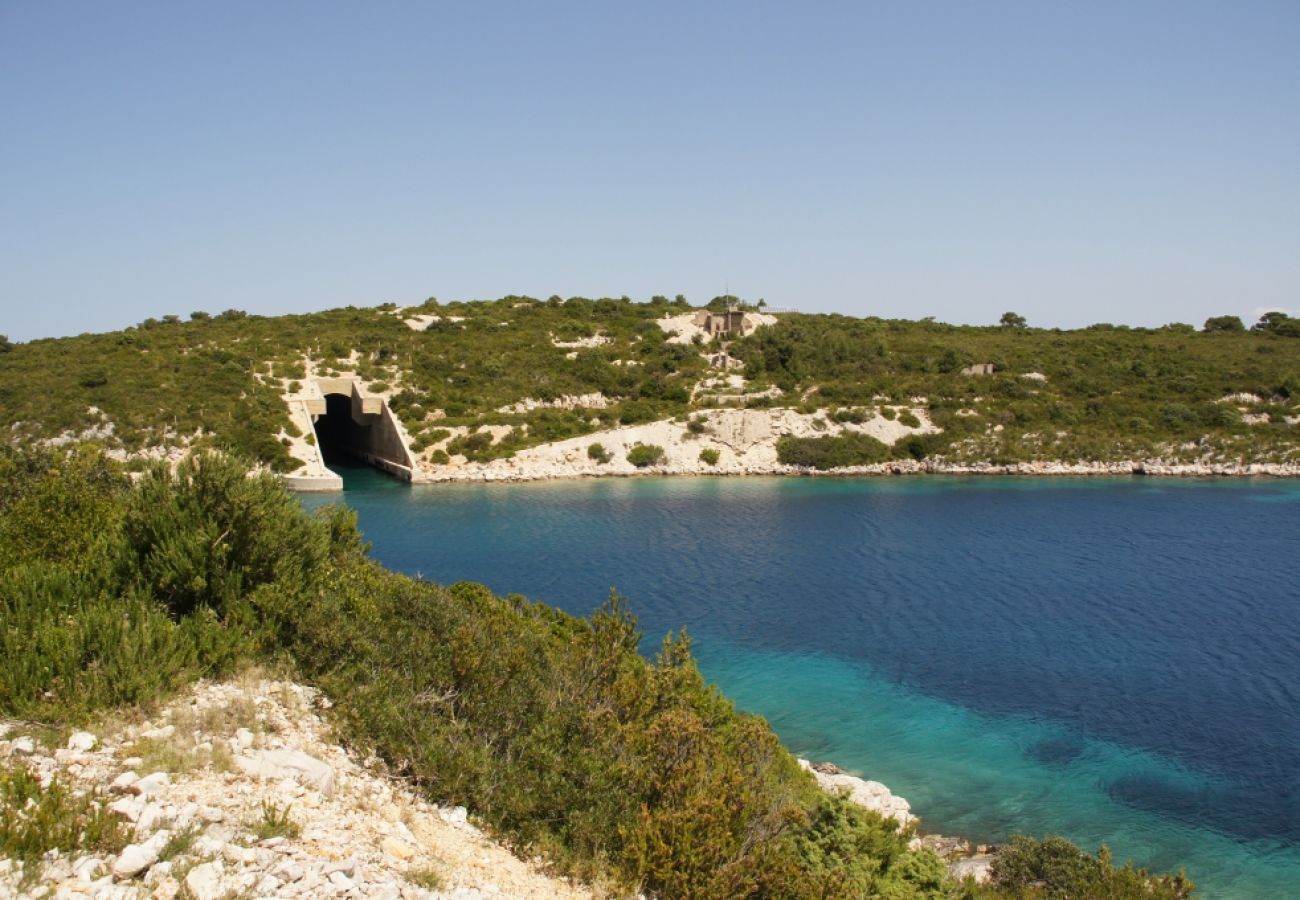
413;407;940;483
406;408;1300;484
797;759;916;830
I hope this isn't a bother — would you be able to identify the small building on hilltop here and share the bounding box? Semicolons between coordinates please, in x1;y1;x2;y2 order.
693;309;759;338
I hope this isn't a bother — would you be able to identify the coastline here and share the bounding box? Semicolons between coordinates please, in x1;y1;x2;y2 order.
796;758;996;884
413;457;1300;484
400;407;1299;485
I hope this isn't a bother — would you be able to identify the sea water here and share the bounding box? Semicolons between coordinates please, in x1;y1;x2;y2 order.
301;466;1300;897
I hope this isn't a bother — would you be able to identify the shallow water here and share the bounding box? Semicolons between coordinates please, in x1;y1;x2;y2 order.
302;467;1300;897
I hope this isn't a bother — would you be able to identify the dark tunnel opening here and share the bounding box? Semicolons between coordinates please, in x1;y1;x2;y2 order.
313;393;368;465
311;391;414;481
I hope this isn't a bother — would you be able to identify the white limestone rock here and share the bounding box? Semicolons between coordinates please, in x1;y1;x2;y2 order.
111;830;169;879
798;759;916;830
108;796;145;823
110;770;139;792
234;748;335;795
184;859;225;900
66;731;98;752
131;771;171;797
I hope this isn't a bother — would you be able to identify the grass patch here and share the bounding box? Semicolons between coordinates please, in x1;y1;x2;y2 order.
405;866;444;890
159;824;201;862
253;801;301;841
0;762;128;862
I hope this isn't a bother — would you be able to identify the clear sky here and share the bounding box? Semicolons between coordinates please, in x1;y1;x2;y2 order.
2;1;1297;341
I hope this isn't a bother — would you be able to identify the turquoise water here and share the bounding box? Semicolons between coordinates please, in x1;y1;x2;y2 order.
302;467;1300;897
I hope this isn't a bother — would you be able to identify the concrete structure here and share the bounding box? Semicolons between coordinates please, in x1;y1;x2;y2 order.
281;378;417;491
692;309;761;338
960;363;996;376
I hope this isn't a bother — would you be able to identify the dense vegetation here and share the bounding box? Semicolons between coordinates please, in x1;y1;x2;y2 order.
0;298;1295;472
0;297;708;470
731;311;1299;466
0;447;1195;897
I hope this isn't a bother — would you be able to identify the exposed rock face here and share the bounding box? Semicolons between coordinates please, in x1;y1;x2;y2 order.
0;678;596;899
404;407;1300;484
413;407;940;483
234;748;336;796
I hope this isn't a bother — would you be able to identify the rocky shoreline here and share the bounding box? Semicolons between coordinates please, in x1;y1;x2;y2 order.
797;760;995;885
417;457;1300;484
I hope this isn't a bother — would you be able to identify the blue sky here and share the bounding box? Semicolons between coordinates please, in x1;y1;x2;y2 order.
2;1;1297;341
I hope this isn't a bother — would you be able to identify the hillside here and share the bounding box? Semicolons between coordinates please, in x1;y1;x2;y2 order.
1;298;1296;480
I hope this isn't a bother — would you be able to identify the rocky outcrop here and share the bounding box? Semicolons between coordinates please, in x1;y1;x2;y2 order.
798;759;916;829
797;760;996;885
0;679;596;899
413;407;939;483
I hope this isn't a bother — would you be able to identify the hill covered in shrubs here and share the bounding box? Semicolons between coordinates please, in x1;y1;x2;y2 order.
0;298;1295;473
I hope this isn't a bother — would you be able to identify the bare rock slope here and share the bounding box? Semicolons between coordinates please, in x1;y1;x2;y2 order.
0;677;599;899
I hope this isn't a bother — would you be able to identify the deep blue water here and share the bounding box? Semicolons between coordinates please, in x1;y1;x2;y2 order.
302;466;1300;897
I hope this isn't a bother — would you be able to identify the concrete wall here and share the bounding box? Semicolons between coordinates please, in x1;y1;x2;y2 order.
314;381;415;481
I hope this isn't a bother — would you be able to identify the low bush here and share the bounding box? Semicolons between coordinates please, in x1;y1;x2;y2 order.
627;443;666;468
588;442;612;464
989;835;1194;899
1;763;128;862
699;448;720;466
777;433;891;470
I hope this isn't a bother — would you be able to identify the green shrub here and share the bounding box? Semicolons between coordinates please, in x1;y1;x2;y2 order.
699;448;720;466
253;801;301;840
120;455;331;619
627;444;665;468
619;400;660;425
777;433;891;470
588;442;612;464
0;763;128;862
447;430;496;461
990;835;1194;899
1203;315;1245;333
897;411;922;428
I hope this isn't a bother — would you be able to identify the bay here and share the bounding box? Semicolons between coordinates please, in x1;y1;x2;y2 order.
302;466;1300;897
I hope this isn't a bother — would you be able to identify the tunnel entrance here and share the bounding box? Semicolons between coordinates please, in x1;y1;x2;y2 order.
314;393;368;466
309;387;415;482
